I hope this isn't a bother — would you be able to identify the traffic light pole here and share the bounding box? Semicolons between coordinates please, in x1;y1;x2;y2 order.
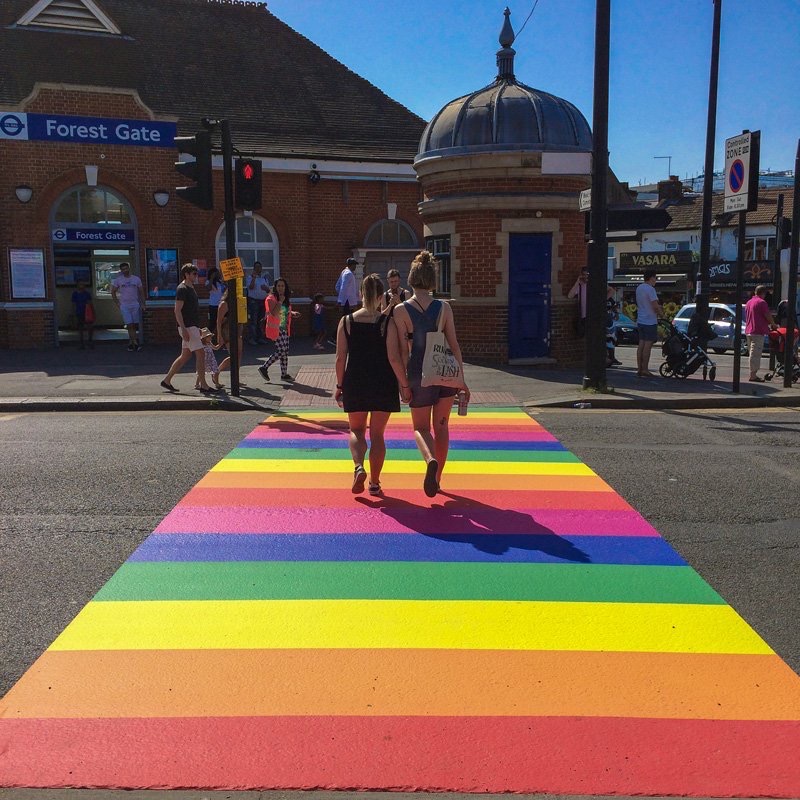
732;210;745;393
221;120;240;397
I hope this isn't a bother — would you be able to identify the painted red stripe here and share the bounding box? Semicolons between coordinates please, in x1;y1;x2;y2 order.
2;716;798;795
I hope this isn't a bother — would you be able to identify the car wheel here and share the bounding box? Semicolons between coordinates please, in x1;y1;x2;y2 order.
712;347;727;355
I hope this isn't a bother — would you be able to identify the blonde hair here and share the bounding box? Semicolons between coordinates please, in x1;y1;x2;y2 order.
360;272;384;313
408;250;438;291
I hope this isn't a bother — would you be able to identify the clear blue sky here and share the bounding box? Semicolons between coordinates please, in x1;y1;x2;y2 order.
266;0;799;187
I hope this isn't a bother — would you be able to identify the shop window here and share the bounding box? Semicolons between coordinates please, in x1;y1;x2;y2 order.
365;219;418;249
607;245;616;278
53;187;133;225
744;236;775;261
665;241;691;251
215;215;279;286
425;235;451;296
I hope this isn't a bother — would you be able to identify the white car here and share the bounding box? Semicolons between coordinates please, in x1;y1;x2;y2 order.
672;303;747;354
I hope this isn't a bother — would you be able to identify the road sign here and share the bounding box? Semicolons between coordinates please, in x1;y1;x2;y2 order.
219;256;244;281
579;188;592;212
724;131;760;213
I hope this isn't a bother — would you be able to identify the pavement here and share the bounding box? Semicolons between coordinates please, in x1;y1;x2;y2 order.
0;337;799;412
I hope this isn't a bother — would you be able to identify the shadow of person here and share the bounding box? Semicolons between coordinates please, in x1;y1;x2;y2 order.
356;490;591;562
258;411;347;436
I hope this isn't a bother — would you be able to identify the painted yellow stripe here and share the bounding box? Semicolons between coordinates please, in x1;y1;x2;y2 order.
278;411;530;421
50;600;771;655
212;459;595;475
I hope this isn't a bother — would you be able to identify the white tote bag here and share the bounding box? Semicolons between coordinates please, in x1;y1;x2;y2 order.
420;304;462;388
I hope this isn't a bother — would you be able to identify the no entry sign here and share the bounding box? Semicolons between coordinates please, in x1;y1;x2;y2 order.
724;131;760;213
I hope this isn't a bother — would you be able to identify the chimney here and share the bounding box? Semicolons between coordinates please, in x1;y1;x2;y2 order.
657;175;683;204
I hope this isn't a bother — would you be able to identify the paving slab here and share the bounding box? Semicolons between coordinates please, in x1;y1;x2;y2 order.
1;407;798;795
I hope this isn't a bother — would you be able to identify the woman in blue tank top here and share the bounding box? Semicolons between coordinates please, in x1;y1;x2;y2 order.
390;250;469;497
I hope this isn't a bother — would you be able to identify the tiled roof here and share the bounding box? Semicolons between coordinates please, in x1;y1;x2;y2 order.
664;187;795;231
0;0;427;162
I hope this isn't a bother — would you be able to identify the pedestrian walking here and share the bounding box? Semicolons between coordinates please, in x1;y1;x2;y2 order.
160;263;213;393
390;250;469;497
258;278;300;382
336;257;360;313
335;273;406;496
380;268;410;316
246;261;270;345
110;262;145;351
635;269;662;377
71;281;94;349
214;288;244;380
196;327;223;390
745;284;777;382
206;267;225;332
312;293;327;349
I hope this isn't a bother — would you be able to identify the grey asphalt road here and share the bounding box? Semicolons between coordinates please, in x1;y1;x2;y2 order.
2;406;798;697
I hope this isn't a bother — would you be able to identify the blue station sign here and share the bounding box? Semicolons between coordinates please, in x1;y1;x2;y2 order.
52;227;136;243
0;112;176;148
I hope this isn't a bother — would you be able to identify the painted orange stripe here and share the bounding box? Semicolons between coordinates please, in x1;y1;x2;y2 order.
178;487;629;510
6;649;799;720
194;472;615;492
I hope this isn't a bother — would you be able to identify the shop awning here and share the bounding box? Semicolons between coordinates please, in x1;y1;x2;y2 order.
609;273;689;288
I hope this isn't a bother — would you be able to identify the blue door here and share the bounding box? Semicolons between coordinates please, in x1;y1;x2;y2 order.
508;233;552;359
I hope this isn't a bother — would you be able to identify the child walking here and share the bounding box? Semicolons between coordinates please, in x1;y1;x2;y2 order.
196;327;223;390
312;293;326;349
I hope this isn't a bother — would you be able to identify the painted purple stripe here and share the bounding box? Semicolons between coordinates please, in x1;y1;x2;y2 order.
155;508;655;537
129;532;686;566
243;430;558;443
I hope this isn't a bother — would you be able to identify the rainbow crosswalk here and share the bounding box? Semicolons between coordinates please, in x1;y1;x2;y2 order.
1;407;800;795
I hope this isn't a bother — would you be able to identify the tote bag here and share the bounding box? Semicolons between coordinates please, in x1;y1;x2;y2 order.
420;305;462;388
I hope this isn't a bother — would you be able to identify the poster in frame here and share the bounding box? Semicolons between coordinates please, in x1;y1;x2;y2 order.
146;248;179;298
9;248;47;299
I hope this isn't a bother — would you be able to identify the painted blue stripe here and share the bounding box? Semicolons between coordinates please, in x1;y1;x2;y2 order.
130;533;685;566
236;439;566;451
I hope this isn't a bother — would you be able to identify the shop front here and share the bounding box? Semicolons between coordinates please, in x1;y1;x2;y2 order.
707;260;776;304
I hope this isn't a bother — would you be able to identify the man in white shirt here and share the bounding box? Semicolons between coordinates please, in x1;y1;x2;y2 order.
110;262;146;351
635;269;662;377
336;257;360;312
246;261;270;344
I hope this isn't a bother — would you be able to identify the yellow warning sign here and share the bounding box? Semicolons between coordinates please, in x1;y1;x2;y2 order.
219;257;244;281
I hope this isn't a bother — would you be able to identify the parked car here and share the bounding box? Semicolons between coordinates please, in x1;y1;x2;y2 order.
672;303;753;354
613;312;639;345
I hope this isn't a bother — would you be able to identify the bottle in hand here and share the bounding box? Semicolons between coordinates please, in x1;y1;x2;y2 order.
457;390;468;416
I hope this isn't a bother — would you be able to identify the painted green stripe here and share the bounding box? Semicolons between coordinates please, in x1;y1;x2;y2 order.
95;562;725;605
225;447;580;463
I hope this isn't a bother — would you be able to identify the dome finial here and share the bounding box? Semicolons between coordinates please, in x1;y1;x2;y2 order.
496;7;516;81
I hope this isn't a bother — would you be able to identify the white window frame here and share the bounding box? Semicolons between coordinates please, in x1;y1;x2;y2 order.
215;214;280;283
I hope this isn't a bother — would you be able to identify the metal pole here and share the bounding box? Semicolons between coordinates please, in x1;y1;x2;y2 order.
221;119;240;397
769;192;784;373
732;210;745;393
782;141;800;387
583;0;610;390
697;0;722;320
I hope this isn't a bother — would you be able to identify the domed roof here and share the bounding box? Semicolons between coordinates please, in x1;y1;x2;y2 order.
416;9;592;163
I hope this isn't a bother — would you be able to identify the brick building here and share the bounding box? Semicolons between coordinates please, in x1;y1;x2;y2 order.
413;9;593;364
0;0;426;349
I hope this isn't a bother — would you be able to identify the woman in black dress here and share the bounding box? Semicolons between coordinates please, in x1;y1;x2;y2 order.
335;273;407;495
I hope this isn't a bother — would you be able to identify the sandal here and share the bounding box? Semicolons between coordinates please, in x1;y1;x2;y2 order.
749;376;764;382
368;482;382;496
160;380;178;393
352;465;367;494
424;459;439;498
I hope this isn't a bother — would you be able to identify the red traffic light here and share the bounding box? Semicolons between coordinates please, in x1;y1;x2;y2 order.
243;163;254;181
235;159;262;210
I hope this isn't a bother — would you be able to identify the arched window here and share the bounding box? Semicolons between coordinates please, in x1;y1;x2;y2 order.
53;187;133;225
364;219;418;249
215;215;279;284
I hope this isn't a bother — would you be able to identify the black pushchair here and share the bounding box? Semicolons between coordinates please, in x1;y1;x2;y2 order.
659;318;717;381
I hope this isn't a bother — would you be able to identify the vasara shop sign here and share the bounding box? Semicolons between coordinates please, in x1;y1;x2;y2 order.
0;112;176;148
618;251;697;274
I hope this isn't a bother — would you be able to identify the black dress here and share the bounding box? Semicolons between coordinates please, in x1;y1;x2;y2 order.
341;314;400;412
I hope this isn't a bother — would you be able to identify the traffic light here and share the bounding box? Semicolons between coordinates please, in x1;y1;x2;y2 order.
235;158;262;210
174;130;213;210
779;216;792;249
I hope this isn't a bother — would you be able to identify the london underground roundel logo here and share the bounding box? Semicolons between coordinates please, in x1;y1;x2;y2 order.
0;114;25;137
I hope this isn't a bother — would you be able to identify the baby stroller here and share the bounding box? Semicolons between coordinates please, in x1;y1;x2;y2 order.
659;318;717;381
764;327;800;383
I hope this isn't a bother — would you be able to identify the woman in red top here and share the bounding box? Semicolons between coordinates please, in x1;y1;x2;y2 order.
258;278;300;382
